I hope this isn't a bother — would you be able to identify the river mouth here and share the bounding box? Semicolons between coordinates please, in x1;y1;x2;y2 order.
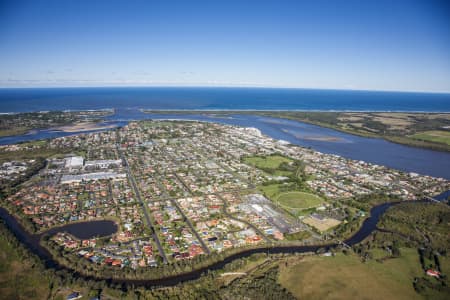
1;112;449;178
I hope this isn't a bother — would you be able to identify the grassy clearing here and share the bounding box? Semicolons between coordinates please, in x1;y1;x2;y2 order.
0;127;30;137
302;216;341;232
410;130;450;146
370;248;389;260
0;224;51;299
244;155;293;170
259;182;308;201
259;183;285;199
247;155;315;205
276;191;324;209
0;148;67;164
284;230;311;241
441;256;450;278
278;250;423;300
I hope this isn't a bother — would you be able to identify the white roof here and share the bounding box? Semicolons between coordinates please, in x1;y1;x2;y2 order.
251;204;263;213
65;156;84;167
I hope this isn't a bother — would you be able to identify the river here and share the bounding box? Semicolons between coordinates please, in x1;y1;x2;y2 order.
0;200;425;287
142;113;450;179
1;109;449;179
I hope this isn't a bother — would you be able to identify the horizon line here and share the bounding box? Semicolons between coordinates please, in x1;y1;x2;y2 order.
1;84;450;95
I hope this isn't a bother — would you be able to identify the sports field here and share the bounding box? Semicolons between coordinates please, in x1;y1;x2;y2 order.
276;191;324;209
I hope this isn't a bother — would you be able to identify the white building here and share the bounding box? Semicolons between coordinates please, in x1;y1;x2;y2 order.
64;156;84;169
84;159;122;169
60;172;126;184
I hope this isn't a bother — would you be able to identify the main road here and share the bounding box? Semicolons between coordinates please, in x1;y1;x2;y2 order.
116;141;168;264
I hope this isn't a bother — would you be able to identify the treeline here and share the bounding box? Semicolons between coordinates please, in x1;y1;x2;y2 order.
0;156;48;234
219;266;296;300
0;219;53;299
354;201;450;298
378;201;450;252
1;216;298;299
333;193;399;239
0;157;45;196
42;236;275;282
244;153;309;190
346;193;400;211
386;135;450;153
352;233;403;262
0;144;86;234
0;216;219;299
413;246;450;296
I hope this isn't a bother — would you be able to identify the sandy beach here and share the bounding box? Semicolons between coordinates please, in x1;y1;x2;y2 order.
53;122;117;133
281;129;343;142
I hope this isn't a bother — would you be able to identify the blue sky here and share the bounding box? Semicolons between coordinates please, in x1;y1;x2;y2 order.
0;0;449;92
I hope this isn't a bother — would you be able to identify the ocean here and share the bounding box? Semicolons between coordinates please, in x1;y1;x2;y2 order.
1;87;449;179
0;87;449;112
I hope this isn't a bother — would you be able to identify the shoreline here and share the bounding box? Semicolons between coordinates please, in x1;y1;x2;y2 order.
51;121;118;133
142;110;450;152
0;108;115;115
2;111;450;178
0;115;448;288
141;108;450;113
1;108;450;114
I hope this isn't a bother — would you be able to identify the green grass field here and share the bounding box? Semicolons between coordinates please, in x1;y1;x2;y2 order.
276;191;324;209
244;155;293;169
0;225;51;299
259;183;285;199
0;127;30;137
410;130;450;146
278;249;424;300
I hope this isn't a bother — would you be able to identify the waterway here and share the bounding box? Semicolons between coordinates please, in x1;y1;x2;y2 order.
142;112;450;179
42;220;118;240
0;200;427;287
1;109;449;179
0;209;117;268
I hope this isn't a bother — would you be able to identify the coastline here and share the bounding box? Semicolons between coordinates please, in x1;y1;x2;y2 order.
2;111;450;178
258;113;450;153
0;109;115;139
0;114;448;290
143;110;450;152
51;122;118;133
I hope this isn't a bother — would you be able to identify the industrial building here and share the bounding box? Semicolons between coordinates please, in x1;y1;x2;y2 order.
60;172;126;184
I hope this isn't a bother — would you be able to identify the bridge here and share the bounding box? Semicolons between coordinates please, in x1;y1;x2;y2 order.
335;239;351;249
424;196;441;203
220;272;247;277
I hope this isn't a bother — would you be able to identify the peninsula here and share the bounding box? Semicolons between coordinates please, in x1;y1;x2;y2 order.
1;119;449;299
143;110;450;152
